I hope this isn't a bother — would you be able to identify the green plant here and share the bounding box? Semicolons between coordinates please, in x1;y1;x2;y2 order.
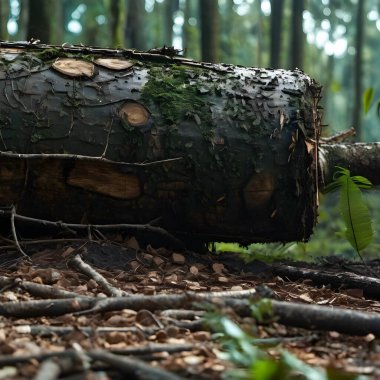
206;304;361;380
324;166;373;260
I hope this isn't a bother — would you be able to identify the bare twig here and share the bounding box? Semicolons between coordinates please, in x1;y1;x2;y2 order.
88;350;183;380
0;275;88;299
10;206;30;261
69;254;127;297
320;127;356;143
0;209;185;251
32;359;61;380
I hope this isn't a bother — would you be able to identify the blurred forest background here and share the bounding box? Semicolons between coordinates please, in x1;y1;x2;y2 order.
1;0;380;260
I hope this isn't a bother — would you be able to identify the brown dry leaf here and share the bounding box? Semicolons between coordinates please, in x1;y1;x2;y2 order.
62;246;76;258
165;274;178;283
299;293;313;303
136;309;157;326
33;268;62;284
172;253;186;265
153;256;165;266
106;315;130;326
212;263;225;274
105;332;128;344
190;266;199;275
127;237;140;250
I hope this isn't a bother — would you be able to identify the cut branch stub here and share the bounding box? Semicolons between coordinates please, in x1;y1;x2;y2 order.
52;58;95;78
119;101;150;127
94;58;134;70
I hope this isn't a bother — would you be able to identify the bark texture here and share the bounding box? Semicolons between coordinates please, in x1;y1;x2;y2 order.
320;143;380;186
0;42;322;244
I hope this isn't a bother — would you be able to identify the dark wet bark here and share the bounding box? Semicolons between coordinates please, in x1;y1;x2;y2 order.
0;42;322;244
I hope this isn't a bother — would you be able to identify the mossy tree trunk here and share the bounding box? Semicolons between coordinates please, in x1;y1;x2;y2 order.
0;41;322;245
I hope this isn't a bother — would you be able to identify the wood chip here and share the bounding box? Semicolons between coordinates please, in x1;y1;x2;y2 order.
172;253;186;265
52;58;95;77
94;58;134;70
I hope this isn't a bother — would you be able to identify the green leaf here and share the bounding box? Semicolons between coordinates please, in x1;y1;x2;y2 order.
338;171;373;253
220;317;246;340
281;350;327;380
324;167;373;256
363;87;374;114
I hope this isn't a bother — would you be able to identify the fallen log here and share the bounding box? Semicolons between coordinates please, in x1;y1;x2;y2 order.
0;41;374;246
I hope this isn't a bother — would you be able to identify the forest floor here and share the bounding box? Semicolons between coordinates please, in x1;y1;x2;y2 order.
0;237;379;379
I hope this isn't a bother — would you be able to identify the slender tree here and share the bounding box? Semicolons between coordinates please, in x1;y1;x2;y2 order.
0;0;9;40
270;0;284;68
352;0;364;140
110;0;125;46
50;0;64;44
289;0;304;69
27;0;51;42
125;0;145;50
199;0;219;62
164;0;178;46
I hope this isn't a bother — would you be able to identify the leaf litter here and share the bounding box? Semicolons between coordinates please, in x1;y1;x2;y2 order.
0;238;379;378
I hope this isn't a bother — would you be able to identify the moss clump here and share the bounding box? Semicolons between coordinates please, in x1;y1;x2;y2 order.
141;65;212;127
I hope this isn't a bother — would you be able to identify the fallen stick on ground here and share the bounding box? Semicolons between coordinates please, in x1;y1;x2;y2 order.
0;209;185;251
69;254;127;297
272;264;380;299
0;344;195;367
88;349;183;380
0;275;88;299
1;288;380;336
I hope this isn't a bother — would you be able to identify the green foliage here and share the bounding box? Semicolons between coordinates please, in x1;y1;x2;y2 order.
206;304;362;380
324;167;373;257
362;87;374;114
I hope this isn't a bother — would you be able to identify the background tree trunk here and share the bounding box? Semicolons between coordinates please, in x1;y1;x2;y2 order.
0;0;9;41
125;0;145;50
289;0;304;70
270;0;284;68
0;42;322;245
320;143;380;186
199;0;219;62
352;0;364;140
27;0;51;43
110;0;125;47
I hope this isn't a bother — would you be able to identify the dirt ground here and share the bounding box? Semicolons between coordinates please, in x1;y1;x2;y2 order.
0;238;379;379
